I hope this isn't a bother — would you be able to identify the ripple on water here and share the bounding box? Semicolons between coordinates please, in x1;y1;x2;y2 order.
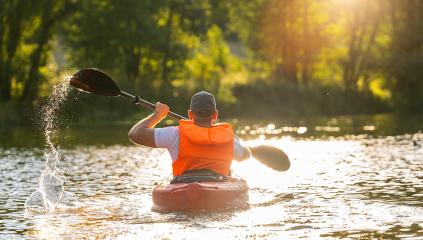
0;133;422;238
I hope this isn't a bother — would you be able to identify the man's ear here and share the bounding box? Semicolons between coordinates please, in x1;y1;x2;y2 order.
188;110;194;120
212;110;218;121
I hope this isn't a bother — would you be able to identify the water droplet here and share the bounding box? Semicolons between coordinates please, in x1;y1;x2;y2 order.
26;77;77;213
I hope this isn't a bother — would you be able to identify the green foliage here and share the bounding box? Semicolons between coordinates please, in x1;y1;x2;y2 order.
181;25;245;102
230;81;390;118
388;0;423;112
1;0;423;125
0;0;75;104
61;0;166;94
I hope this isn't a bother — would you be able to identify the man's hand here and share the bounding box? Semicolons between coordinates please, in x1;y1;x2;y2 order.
154;102;169;120
128;102;169;148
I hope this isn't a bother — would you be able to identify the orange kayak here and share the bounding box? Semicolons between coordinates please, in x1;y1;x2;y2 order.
152;179;249;212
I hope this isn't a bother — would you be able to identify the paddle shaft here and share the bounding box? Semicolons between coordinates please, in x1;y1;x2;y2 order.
120;91;187;120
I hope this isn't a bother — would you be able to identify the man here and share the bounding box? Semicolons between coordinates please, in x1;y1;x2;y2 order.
128;91;251;178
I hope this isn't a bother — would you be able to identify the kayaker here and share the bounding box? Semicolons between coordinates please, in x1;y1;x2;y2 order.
128;91;251;179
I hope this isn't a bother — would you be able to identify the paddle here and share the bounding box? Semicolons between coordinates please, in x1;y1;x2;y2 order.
70;68;290;171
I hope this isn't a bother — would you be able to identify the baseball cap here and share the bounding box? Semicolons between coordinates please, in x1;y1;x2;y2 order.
190;91;217;117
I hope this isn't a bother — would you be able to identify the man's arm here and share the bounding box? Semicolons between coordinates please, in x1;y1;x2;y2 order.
233;138;251;161
240;146;251;160
128;102;169;147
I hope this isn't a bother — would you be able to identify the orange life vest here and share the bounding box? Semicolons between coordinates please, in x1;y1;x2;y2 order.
172;120;234;176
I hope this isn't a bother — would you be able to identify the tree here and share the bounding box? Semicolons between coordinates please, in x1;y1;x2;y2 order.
257;0;328;87
0;0;27;101
340;0;385;90
388;0;423;111
21;0;76;103
0;0;75;103
62;0;166;96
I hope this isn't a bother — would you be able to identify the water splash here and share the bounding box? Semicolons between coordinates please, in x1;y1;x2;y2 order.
25;77;78;213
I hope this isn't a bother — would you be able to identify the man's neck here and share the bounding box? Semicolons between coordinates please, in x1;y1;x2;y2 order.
193;121;213;128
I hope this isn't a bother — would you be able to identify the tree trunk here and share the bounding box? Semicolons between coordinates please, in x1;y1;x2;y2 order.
302;0;310;87
344;9;361;90
1;2;23;101
285;1;298;84
21;0;75;102
21;12;53;102
161;1;175;96
354;15;380;88
280;3;288;83
0;7;4;92
124;46;141;86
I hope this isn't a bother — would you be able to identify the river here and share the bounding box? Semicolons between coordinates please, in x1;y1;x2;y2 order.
0;114;422;239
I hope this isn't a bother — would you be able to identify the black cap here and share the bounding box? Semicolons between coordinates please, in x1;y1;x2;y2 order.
190;91;217;117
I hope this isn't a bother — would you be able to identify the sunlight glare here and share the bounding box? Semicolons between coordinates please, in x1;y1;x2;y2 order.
267;123;275;130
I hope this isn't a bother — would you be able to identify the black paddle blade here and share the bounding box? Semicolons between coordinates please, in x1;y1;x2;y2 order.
70;68;121;96
250;145;290;171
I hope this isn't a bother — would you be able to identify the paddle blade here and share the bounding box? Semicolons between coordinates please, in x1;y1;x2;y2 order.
70;68;120;96
250;145;290;172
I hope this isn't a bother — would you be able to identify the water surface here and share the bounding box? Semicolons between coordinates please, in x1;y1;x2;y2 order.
0;114;422;239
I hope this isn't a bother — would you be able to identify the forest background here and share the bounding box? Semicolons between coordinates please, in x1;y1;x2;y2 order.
1;0;422;124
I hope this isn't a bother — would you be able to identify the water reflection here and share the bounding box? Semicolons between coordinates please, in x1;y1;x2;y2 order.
321;223;423;239
0;129;422;238
1;113;423;148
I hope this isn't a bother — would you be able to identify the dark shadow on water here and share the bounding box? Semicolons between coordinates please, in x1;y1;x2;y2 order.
0;125;131;148
1;113;423;148
251;193;295;207
354;179;423;207
321;223;423;239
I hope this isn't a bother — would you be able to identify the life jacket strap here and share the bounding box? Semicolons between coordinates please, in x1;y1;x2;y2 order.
170;169;226;184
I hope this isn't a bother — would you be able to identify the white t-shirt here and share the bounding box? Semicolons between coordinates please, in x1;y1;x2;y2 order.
154;126;245;162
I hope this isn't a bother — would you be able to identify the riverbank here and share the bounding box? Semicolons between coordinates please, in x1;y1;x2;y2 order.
0;84;393;126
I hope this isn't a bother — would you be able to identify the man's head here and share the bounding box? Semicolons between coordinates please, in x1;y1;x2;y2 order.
188;91;218;125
